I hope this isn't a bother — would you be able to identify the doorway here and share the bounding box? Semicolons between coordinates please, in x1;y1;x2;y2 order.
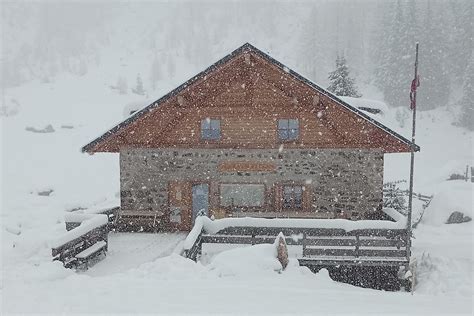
192;183;209;224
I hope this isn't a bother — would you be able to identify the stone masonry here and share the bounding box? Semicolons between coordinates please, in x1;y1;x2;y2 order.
119;148;384;225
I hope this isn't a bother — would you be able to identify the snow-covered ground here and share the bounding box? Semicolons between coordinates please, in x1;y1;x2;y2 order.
1;66;473;314
2;253;471;315
84;232;186;276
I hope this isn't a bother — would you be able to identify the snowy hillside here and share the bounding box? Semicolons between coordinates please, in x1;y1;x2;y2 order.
1;1;473;314
1;60;473;314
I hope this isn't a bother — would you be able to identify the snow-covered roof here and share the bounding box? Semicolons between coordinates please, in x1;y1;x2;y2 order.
82;43;419;153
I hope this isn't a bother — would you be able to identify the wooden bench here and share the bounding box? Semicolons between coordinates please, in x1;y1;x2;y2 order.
52;221;108;269
115;210;165;232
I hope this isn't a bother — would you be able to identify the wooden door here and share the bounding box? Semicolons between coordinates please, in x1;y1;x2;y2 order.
168;181;192;231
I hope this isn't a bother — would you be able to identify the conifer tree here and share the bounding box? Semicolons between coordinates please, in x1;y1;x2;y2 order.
374;0;414;107
297;6;331;84
150;57;161;91
327;55;361;97
458;55;474;130
116;76;128;95
167;54;175;79
132;74;146;96
446;1;473;82
417;1;450;110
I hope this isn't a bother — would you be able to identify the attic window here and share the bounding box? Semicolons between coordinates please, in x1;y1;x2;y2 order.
201;118;221;140
278;119;299;141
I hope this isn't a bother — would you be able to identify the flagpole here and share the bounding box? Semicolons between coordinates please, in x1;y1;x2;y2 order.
407;43;419;260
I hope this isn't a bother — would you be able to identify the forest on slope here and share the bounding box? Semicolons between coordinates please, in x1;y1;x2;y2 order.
1;0;473;128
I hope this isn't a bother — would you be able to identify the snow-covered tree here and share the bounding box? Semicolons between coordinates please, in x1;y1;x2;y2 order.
446;1;473;82
297;6;329;84
167;54;175;79
115;77;128;95
327;55;361;97
150;56;161;91
374;0;415;108
416;1;450;110
458;55;474;130
132;74;146;96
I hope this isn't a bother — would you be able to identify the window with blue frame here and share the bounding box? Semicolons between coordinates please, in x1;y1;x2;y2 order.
278;119;299;141
201;118;221;140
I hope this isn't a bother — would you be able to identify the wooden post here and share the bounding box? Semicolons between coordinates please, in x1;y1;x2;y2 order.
276;234;289;270
355;234;360;257
302;232;307;257
104;225;109;252
407;43;420;261
197;233;203;260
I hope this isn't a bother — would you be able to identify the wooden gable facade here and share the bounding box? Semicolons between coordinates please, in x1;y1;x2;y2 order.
83;43;417;154
82;43;418;232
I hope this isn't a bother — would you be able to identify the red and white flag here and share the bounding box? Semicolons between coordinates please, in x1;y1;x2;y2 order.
410;75;420;110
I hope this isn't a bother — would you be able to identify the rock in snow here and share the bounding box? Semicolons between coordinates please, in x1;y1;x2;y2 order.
37;189;54;196
446;211;472;224
25;124;55;133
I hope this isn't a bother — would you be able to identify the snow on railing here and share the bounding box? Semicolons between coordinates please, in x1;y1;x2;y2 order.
82;205;120;216
64;212;98;223
183;208;407;252
65;206;119;230
183;216;209;251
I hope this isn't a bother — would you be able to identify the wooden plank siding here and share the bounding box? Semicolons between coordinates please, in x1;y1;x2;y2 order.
87;50;412;153
158;104;341;148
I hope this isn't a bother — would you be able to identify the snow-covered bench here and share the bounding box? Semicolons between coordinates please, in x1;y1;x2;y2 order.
52;215;109;269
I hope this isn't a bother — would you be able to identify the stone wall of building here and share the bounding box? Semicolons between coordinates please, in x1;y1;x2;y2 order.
119;148;384;227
